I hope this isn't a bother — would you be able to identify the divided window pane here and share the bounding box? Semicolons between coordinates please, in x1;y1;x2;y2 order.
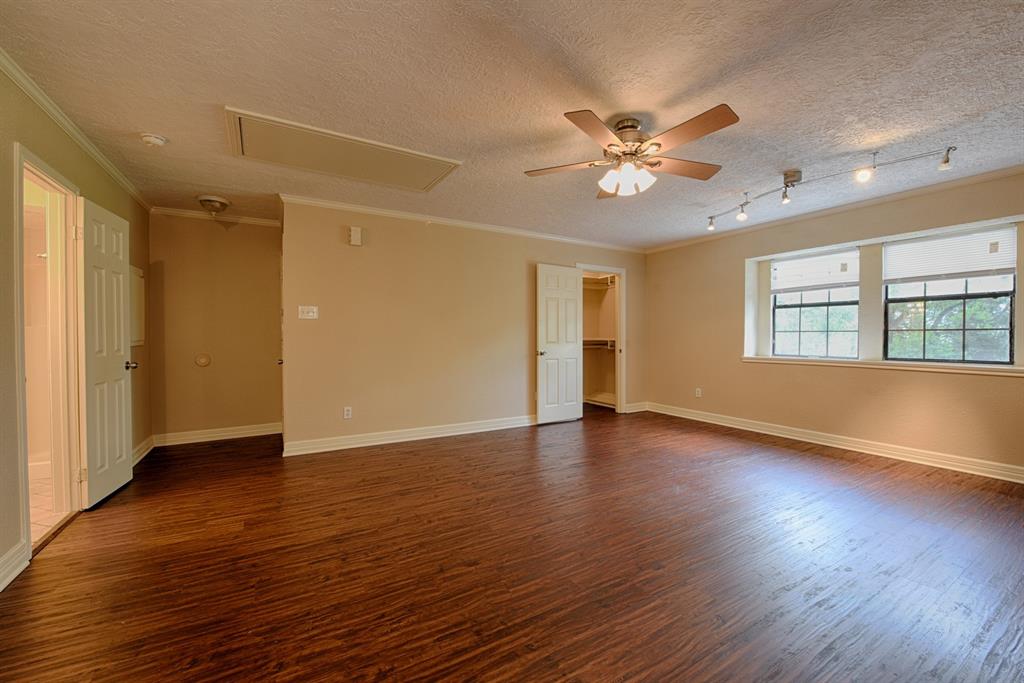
772;287;859;359
883;275;1014;364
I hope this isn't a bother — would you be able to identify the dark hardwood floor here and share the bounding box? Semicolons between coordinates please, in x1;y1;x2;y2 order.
2;406;1022;681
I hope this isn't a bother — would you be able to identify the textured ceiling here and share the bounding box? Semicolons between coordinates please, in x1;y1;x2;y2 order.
2;0;1022;249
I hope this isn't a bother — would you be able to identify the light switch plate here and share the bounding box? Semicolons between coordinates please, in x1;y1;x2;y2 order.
298;305;319;320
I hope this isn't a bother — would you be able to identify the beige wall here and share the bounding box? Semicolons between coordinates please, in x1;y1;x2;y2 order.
281;201;645;444
646;170;1024;468
1;71;150;559
149;213;282;435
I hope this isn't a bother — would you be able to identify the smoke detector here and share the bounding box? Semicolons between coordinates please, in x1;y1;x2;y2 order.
140;133;168;147
197;195;231;216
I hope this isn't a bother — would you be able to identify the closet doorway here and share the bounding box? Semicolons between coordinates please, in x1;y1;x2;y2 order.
578;263;626;413
20;160;80;549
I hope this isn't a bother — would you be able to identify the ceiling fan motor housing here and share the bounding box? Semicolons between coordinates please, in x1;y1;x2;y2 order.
613;118;649;147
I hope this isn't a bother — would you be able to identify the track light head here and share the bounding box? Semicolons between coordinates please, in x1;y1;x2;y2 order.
736;192;750;221
707;216;715;231
938;146;956;171
854;167;874;183
781;186;791;204
855;152;878;183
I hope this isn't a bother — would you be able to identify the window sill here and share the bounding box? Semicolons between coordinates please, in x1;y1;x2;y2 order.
741;356;1024;378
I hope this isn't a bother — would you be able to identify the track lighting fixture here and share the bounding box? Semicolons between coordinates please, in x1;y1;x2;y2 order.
938;146;956;171
700;145;953;235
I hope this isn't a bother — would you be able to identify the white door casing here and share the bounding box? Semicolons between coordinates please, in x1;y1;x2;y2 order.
81;199;132;506
536;264;583;423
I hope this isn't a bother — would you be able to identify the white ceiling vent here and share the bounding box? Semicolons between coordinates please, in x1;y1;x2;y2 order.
225;107;461;192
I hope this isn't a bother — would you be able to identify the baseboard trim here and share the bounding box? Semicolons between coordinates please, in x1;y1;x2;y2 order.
153;422;283;447
584;392;616;409
624;402;649;413
645;402;1024;484
284;415;537;457
27;460;50;474
132;436;155;466
0;537;31;593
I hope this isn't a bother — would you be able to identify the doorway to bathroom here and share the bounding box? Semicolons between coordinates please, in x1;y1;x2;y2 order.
21;162;80;548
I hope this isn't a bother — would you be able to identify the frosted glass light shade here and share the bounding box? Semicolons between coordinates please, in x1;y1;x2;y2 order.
617;162;638;196
598;168;620;193
635;167;657;192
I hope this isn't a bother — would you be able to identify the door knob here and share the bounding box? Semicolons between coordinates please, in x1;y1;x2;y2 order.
537;350;547;356
124;361;139;370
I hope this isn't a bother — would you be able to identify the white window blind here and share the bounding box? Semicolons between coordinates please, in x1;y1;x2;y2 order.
771;250;860;293
883;225;1017;284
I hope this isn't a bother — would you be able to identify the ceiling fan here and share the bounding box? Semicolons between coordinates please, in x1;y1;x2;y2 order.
525;104;739;198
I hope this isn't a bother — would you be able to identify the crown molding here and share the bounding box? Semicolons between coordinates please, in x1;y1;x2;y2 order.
149;206;281;227
0;46;150;210
646;166;1024;254
278;193;644;254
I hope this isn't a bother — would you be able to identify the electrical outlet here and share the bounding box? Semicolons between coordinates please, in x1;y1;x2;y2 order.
343;407;352;419
695;387;703;398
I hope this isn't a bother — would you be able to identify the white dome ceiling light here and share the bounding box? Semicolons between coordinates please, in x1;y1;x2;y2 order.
140;133;168;147
197;195;231;217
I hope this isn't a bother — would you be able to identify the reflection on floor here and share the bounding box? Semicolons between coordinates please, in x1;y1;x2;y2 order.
2;414;1022;680
28;467;64;545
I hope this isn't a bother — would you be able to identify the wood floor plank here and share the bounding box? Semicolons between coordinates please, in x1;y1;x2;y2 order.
1;407;1021;681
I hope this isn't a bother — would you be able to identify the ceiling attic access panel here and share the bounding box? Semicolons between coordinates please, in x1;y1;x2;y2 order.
225;107;461;192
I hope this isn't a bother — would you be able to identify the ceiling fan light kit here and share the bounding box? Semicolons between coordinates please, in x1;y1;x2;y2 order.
525;104;739;198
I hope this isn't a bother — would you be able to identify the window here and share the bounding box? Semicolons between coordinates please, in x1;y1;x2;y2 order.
885;275;1014;363
774;287;860;358
771;250;860;359
748;224;1019;369
884;227;1016;365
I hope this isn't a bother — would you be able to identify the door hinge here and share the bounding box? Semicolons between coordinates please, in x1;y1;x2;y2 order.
76;468;87;483
74;226;84;240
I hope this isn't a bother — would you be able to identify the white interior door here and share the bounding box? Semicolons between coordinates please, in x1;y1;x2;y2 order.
536;264;583;423
81;199;132;506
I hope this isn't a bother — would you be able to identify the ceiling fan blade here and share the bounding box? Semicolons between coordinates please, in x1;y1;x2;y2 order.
597;189;617;199
647;157;722;180
524;160;606;177
643;104;739;154
564;110;623;150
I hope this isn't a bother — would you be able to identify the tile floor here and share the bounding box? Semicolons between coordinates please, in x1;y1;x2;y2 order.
29;465;65;545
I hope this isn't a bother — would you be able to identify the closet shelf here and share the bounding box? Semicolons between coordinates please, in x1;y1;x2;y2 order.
583;338;616;350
